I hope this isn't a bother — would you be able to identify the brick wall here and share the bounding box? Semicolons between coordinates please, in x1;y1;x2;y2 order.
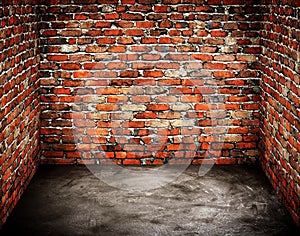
259;0;300;225
0;0;40;226
0;0;299;228
39;0;261;166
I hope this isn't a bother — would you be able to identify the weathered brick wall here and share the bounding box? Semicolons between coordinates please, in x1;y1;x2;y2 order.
0;0;299;228
39;0;261;165
0;0;40;226
259;0;300;225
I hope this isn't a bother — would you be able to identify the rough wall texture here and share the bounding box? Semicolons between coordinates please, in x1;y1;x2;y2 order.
259;0;300;225
39;0;261;166
0;0;299;228
0;0;40;226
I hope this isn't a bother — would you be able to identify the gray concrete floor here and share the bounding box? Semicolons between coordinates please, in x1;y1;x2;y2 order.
1;165;298;236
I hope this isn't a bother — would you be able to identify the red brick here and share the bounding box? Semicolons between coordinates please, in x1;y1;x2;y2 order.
212;143;235;149
47;55;68;61
121;13;144;20
228;96;249;102
120;70;139;78
117;37;134;44
96;88;118;94
211;30;227;37
181;95;203;102
132;96;151;103
159;37;171;44
123;121;145;128
213;71;235;78
43;151;64;158
126;29;144;36
147;104;169;111
97;38;116;44
62;80;84;87
158;79;180;86
223;0;243;4
215;158;236;164
73;71;91;78
135;111;156;119
162;0;181;3
154;6;170;12
136;21;155;28
96;104;119;111
75;14;87;20
242;104;260;110
191;54;213;60
214;55;235;61
194;104;216;110
40;95;59;102
53;144;76;151
86;29;102;36
69;54;92;62
42;30;57;36
219;88;240;94
104;29;124;36
197;30;209;36
156;62;180;69
53;88;71;94
95;22;112;28
109;79;133;86
129;5;152;12
61;63;80;70
142;54;161;60
204;63;226;69
228;127;249;134
137;0;156;4
122;0;135;3
115;21;134;28
107;62;127;70
108;46;126;52
143;70;164;77
61;30;82;37
194;87;216;94
83;62;105;70
105;13;119;20
236;142;256;149
94;71;117;78
123;159;140;165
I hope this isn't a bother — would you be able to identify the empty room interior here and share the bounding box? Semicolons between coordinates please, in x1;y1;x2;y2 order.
0;0;299;235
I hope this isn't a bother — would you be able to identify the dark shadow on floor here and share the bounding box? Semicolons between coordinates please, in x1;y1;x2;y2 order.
0;164;298;236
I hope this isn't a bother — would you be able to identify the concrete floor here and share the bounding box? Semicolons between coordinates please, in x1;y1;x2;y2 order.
1;165;298;236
